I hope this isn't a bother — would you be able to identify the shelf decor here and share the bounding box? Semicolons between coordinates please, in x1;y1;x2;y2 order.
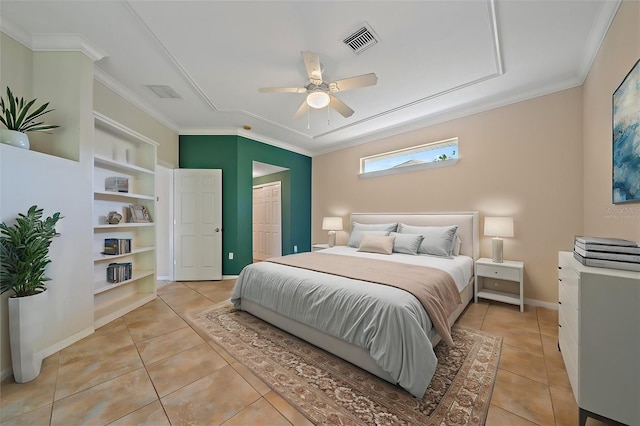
0;87;60;150
612;58;640;204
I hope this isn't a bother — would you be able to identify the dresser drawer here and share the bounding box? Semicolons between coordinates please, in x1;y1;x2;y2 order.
476;263;520;281
559;321;579;399
559;285;579;339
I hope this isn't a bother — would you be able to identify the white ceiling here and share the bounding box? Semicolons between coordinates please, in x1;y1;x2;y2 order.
0;0;620;156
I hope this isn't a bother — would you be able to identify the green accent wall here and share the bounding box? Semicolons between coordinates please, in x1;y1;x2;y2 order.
179;135;311;275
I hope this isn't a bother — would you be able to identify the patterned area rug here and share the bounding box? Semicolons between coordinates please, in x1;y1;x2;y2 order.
188;304;502;426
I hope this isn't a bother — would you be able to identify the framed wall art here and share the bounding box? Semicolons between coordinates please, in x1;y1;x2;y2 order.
612;58;640;204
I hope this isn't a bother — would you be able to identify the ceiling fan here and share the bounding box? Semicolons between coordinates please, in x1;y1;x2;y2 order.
259;50;378;120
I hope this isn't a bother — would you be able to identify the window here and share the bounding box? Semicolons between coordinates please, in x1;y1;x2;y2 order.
359;137;458;178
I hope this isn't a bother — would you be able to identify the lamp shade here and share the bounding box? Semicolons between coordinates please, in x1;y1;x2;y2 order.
322;216;343;231
484;217;514;238
306;91;330;109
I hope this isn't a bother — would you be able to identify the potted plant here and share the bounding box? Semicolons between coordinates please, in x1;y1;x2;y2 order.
0;205;61;383
0;87;59;150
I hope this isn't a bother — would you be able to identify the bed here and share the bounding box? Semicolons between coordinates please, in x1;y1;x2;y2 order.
231;211;479;398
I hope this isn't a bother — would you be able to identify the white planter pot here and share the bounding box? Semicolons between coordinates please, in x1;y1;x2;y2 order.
8;289;48;383
0;129;30;149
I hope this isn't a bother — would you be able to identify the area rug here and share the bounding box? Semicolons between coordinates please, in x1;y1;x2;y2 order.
188;304;502;425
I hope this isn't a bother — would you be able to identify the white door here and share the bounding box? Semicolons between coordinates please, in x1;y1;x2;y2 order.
155;164;173;281
174;169;222;280
252;182;282;261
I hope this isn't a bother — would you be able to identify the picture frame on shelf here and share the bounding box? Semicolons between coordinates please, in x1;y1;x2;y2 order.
130;204;152;223
612;58;640;204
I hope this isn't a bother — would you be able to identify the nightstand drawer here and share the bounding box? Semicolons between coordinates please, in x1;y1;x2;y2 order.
476;263;520;281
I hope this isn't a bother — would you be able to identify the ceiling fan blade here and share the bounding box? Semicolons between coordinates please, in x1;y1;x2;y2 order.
259;87;307;94
329;95;354;118
293;99;309;120
301;50;323;85
329;73;378;92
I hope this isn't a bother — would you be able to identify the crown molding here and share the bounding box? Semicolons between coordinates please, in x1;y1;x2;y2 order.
30;33;107;61
0;18;32;48
179;127;314;158
93;67;179;132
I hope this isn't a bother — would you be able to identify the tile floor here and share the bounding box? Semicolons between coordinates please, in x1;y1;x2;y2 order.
1;280;606;425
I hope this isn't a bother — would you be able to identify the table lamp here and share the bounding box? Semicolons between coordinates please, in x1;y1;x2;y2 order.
322;217;343;247
484;217;514;263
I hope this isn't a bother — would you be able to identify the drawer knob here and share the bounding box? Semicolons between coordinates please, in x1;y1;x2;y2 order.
559;301;562;304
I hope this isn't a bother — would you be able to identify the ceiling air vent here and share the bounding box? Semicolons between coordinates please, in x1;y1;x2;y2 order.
343;23;379;55
145;84;182;99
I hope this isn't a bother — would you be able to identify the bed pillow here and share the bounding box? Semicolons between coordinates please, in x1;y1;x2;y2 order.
357;234;396;255
351;222;398;233
347;230;390;248
452;234;462;256
390;232;424;255
398;224;459;257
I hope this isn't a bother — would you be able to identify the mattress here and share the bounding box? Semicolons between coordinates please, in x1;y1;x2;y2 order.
231;247;474;398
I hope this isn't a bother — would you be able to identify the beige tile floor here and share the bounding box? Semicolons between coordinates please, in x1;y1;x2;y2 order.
1;280;604;425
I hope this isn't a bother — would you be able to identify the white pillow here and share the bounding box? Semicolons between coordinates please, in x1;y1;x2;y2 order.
347;230;390;248
390;232;424;255
398;224;459;257
452;234;462;256
357;234;396;255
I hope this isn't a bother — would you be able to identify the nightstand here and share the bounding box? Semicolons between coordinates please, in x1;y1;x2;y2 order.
474;258;524;312
312;244;330;251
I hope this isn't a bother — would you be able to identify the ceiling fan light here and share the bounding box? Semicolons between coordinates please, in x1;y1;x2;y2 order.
306;91;330;109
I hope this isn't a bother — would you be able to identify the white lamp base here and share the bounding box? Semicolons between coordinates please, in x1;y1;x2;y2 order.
492;237;504;263
328;230;336;247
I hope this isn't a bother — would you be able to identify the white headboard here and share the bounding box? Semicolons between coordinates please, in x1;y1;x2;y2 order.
349;212;480;260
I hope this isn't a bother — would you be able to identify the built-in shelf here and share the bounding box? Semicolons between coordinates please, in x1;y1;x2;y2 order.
94;155;154;175
93;247;155;262
94;190;155;201
92;111;158;329
94;270;155;295
94;223;155;230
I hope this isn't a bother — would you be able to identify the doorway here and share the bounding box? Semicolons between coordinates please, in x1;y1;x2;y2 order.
252;161;288;262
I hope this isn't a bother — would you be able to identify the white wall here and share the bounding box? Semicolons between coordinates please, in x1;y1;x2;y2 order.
0;145;94;378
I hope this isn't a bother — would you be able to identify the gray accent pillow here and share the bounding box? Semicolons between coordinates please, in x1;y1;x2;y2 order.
347;230;391;248
390;232;424;255
351;222;398;233
398;224;459;257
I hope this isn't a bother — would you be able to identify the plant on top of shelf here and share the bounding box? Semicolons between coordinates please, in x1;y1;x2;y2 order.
0;87;59;133
0;205;62;297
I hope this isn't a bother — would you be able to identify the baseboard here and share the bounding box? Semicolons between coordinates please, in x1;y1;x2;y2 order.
222;275;239;280
157;275;172;281
524;298;558;310
38;327;94;360
1;326;94;382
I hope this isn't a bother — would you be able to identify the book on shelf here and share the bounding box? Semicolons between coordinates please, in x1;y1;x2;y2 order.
573;251;640;272
574;245;640;263
102;238;131;255
574;240;640;255
574;235;639;247
106;262;133;283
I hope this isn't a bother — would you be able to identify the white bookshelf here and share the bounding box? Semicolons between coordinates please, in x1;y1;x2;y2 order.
92;112;158;328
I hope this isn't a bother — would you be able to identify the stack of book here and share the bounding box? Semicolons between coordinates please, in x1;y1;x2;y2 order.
574;236;640;272
106;262;133;283
103;238;131;255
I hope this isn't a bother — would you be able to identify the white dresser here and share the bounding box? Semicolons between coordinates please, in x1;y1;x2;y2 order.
558;251;640;426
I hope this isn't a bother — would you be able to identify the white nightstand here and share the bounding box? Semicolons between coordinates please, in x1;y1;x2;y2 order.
474;258;524;312
312;244;330;251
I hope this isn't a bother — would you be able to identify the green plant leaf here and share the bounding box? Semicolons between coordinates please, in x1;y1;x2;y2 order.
1;87;58;134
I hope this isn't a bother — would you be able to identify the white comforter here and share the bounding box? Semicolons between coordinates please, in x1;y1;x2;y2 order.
230;248;473;398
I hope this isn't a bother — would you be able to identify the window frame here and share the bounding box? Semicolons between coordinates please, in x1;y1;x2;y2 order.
358;137;459;179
